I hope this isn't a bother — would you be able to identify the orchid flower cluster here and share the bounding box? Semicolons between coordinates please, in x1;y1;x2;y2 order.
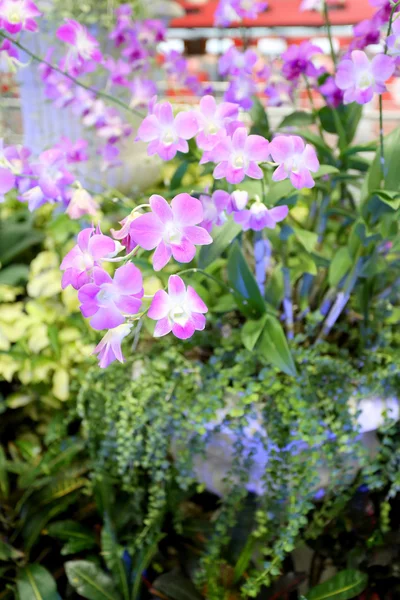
1;0;399;371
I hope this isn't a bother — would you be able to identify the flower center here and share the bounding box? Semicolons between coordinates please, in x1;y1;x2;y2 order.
162;130;176;145
76;30;95;58
164;222;182;245
358;72;374;90
207;122;218;135
8;9;22;24
233;154;245;169
169;305;188;326
97;284;116;306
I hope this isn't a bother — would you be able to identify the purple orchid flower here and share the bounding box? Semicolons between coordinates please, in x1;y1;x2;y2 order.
94;323;132;368
0;0;41;34
319;76;344;108
335;50;395;104
234;201;289;231
224;75;257;110
136;101;199;161
56;137;89;163
219;46;258;77
129;77;157;109
66;188;99;220
61;227;119;290
387;16;400;56
282;41;323;81
57;19;102;75
0;166;14;201
148;274;207;340
0;39;23;73
202;127;269;185
32;148;75;201
130;193;212;271
195;95;239;151
78;263;144;330
199;190;231;232
269;135;319;189
103;57;131;87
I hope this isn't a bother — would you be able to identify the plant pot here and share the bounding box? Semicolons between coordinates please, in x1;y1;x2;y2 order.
190;396;399;497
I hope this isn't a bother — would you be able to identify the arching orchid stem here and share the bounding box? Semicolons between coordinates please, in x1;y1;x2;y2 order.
175;267;233;294
104;245;140;263
0;31;145;119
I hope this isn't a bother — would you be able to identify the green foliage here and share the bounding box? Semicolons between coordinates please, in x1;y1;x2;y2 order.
306;570;368;600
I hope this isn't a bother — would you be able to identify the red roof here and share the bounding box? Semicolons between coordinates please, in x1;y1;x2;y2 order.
170;0;374;28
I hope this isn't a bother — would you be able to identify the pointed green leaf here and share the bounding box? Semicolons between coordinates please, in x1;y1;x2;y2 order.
329;248;352;287
198;218;241;269
65;560;121;600
292;227;318;253
16;565;61;600
241;315;268;351
307;569;368;600
279;111;315;129
170;162;189;190
46;520;96;555
250;96;270;137
227;242;266;318
257;315;297;377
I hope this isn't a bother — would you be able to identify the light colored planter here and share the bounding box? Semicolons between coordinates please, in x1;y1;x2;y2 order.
190;396;399;497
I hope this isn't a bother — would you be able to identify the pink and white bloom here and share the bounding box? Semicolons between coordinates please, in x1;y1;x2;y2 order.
94;323;132;368
0;0;41;34
234;201;289;231
78;263;144;330
130;194;212;271
57;19;102;75
0;39;25;74
203;127;269;185
194;95;240;151
148;274;207;340
227;189;249;213
60;227;119;290
387;16;400;56
335;50;395;105
66;188;99;220
269;135;319;189
199;190;231;232
136;101;199;161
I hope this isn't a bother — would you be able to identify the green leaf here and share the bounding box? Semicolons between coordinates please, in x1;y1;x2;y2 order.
329;248;352;287
367;127;400;194
250;96;270;137
198;218;241;269
292;227;318;253
268;180;295;205
16;565;60;600
319;103;362;146
314;165;340;179
257;315;297;377
227;242;266;318
65;560;121;600
170;162;189;190
0;223;43;265
46;520;96;555
241;315;268;351
0;538;23;561
153;569;203;600
0;264;30;285
101;515;129;600
0;446;9;498
307;569;368;600
372;190;400;211
279;111;315;129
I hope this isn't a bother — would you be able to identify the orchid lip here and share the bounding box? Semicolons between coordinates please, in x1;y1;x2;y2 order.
169;305;189;326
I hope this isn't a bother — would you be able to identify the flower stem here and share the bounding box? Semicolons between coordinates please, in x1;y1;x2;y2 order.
323;0;336;67
0;31;144;119
104;245;140;263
